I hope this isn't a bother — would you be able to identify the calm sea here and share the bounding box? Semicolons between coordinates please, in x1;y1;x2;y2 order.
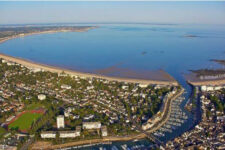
0;24;224;149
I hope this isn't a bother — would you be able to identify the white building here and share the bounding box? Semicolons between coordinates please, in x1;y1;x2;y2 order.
82;122;101;130
61;84;72;90
76;126;81;136
138;84;148;88
6;116;15;122
38;94;46;101
122;85;129;90
57;115;65;129
84;114;94;120
201;85;225;92
41;131;56;138
28;67;43;73
201;86;207;92
87;86;94;90
59;131;79;138
142;122;153;130
101;126;108;137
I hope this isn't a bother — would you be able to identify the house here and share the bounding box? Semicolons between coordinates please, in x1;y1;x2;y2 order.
87;86;94;90
101;126;108;137
142;122;153;130
6;116;15;122
31;68;42;73
138;84;148;88
122;85;129;90
38;94;46;101
41;131;56;138
83;122;101;130
61;84;71;90
76;126;81;136
84;114;94;120
0;145;17;150
201;86;216;92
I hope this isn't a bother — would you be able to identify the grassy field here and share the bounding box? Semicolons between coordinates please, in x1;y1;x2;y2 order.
8;112;42;131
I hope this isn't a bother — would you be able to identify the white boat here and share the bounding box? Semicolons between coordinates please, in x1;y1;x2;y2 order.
121;144;128;150
111;146;119;150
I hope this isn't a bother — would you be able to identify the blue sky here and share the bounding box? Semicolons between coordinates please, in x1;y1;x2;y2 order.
0;1;225;25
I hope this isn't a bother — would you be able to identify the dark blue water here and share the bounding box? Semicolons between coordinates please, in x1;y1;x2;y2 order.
0;24;224;149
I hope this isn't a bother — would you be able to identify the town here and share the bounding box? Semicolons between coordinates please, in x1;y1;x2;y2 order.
0;58;177;149
166;85;225;149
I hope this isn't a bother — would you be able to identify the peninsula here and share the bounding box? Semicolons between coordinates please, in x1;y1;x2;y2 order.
0;25;97;43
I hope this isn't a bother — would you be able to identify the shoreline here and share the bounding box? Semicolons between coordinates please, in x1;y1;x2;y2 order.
0;27;177;86
0;53;178;86
0;26;96;44
187;79;225;86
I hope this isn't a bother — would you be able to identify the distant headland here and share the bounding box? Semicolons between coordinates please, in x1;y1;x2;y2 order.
0;25;97;44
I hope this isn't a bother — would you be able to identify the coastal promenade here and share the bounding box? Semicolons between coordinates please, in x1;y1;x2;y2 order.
0;54;178;86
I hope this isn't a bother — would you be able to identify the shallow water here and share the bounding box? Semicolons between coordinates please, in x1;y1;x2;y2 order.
0;24;224;149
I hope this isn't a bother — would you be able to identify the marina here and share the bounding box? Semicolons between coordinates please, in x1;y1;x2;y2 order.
153;96;189;140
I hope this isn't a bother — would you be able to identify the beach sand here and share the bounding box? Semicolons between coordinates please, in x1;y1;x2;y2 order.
0;53;178;86
187;79;225;86
185;73;225;86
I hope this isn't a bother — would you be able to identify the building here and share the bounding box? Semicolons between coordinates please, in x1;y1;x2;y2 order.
61;84;72;90
76;126;81;136
142;122;153;130
138;84;148;88
6;116;15;122
101;126;108;137
82;122;101;130
59;131;79;138
57;115;65;129
0;145;17;150
31;68;42;73
40;131;56;138
122;85;129;90
38;94;46;101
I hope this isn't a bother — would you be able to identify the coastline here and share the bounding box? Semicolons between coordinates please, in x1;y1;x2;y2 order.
0;27;177;85
187;79;225;86
0;53;178;86
0;26;96;44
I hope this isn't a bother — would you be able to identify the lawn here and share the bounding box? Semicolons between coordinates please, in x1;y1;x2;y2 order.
8;112;42;131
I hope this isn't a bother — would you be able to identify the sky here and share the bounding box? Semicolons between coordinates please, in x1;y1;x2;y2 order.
0;1;225;25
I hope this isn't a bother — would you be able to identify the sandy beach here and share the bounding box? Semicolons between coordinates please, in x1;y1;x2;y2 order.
187;79;225;86
185;73;225;86
0;53;178;86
